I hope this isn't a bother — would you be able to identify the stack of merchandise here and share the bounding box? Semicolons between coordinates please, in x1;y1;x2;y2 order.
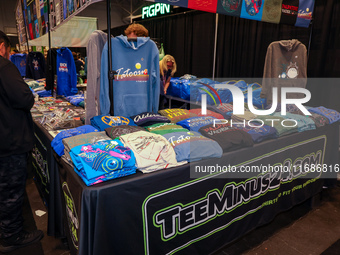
49;101;340;187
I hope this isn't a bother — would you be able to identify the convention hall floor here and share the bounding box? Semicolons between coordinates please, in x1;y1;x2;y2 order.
15;173;340;255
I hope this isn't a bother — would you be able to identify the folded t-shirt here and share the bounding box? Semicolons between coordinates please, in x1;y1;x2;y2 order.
119;131;186;173
189;108;225;119
144;123;189;135
130;112;171;127
62;131;111;161
158;108;196;123
232;123;278;143
70;140;137;186
105;125;146;139
176;116;217;133
308;106;340;124
198;124;254;152
90;115;136;131
162;131;223;162
51;125;99;156
208;103;233;119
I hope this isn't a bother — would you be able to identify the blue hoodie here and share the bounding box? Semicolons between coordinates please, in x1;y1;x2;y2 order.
100;35;160;117
10;53;27;77
56;47;78;96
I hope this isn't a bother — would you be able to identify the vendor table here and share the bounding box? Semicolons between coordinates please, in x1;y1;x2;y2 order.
51;123;339;255
31;121;65;237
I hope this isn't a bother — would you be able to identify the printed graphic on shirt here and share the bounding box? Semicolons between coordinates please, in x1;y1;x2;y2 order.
262;0;282;23
114;60;149;82
155;0;189;9
188;0;218;13
280;0;299;25
240;0;264;21
295;0;314;28
217;0;242;16
101;116;133;126
20;59;26;68
279;61;299;79
32;59;40;70
59;62;69;72
127;134;171;161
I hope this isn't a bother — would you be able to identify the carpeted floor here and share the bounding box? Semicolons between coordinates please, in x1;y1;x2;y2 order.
321;239;340;255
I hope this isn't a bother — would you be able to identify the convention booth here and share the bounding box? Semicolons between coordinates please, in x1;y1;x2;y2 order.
15;0;340;255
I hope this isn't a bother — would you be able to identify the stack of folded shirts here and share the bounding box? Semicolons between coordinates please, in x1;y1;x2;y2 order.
232;122;278;143
198;124;254;152
90;115;136;131
62;131;111;161
308;106;340;124
208;103;233;119
119;131;186;173
231;110;257;122
189;108;224;119
105;125;145;139
144;123;189;135
70;140;137;186
162;131;223;162
51;125;99;156
255;115;298;137
274;112;316;132
308;113;329;128
176;116;217;133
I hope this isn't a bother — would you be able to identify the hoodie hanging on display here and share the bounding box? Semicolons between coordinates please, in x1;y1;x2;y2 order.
100;35;160;117
261;39;307;105
56;47;78;97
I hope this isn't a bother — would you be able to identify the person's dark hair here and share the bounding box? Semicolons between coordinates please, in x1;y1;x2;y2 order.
72;51;78;60
0;30;10;48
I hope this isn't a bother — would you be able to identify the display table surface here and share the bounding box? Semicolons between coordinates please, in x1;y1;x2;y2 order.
48;123;339;255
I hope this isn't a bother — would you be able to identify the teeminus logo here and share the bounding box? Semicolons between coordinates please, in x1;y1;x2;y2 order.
201;86;311;116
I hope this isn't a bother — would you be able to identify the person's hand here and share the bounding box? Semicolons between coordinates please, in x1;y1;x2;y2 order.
164;88;167;95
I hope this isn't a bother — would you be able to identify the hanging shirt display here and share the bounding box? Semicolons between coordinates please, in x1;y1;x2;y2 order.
86;30;107;125
45;48;58;91
10;53;27;77
100;35;160;117
261;39;307;105
56;47;78;97
280;0;299;25
26;51;45;80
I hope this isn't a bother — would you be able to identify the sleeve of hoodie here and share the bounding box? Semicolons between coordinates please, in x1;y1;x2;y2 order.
1;61;34;111
85;37;98;124
99;41;110;116
261;42;274;99
151;43;160;113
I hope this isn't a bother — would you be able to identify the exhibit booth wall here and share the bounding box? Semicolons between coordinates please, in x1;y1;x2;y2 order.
109;0;340;111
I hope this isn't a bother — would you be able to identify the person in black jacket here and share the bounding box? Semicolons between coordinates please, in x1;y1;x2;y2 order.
0;30;44;253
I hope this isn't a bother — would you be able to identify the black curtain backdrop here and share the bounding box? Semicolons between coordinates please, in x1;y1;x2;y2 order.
109;0;340;109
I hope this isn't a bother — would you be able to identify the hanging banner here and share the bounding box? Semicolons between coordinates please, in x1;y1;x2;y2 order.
15;0;28;47
28;16;97;47
49;0;102;30
19;0;49;41
146;0;315;28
